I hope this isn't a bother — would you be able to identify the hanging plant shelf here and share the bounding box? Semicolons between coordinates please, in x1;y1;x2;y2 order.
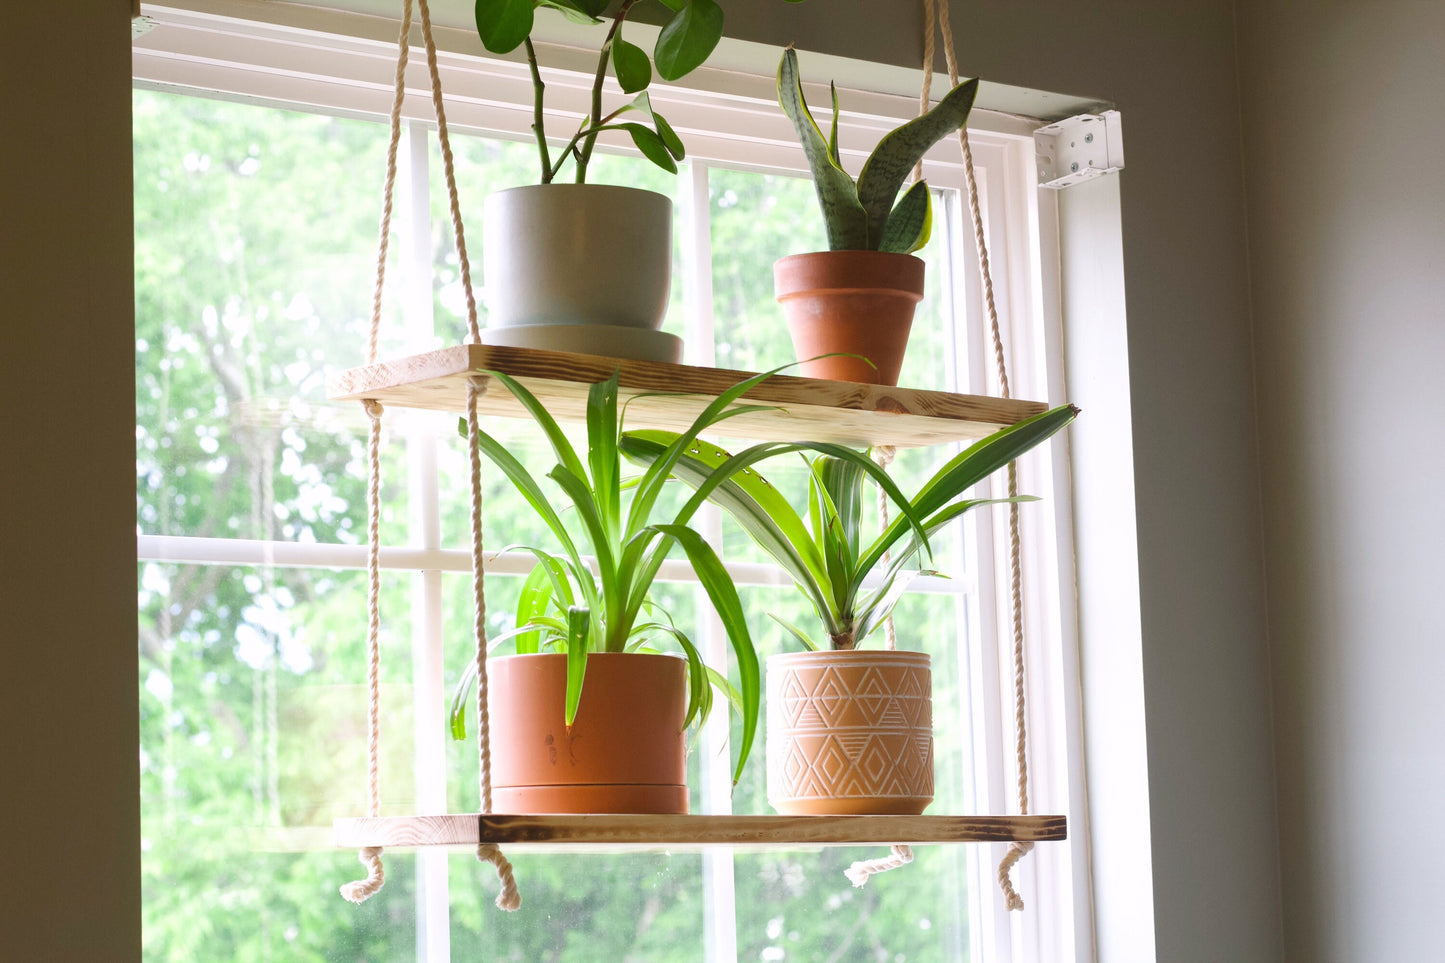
334;812;1066;852
327;344;1045;447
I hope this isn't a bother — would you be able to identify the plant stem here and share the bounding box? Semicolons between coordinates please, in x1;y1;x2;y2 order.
575;0;639;183
524;37;553;184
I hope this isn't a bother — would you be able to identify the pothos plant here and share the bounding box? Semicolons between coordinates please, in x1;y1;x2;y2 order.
777;45;979;253
621;404;1079;650
477;0;802;184
445;366;912;785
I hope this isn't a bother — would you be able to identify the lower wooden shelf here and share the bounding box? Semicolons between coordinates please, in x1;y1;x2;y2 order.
334;813;1066;853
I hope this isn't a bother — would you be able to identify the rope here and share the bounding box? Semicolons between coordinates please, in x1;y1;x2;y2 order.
417;0;481;344
923;0;1035;910
466;376;522;910
368;0;413;365
845;844;915;888
340;399;388;903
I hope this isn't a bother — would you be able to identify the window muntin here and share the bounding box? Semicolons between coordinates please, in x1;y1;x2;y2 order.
134;13;1070;959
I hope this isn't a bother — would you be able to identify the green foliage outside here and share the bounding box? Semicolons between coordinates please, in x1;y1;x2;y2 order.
136;86;976;961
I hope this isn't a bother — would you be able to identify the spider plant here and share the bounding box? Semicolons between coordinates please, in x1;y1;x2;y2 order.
446;366;918;785
620;404;1079;650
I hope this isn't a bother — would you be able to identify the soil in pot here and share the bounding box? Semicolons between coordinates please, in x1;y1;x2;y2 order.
487;651;689;814
767;649;933;815
774;251;926;386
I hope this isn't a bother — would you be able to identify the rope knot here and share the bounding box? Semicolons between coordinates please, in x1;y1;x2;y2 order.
844;844;914;887
363;399;385;422
477;843;522;911
871;444;897;468
339;846;386;904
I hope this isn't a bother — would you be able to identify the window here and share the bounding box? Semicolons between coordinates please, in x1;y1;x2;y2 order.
134;8;1079;960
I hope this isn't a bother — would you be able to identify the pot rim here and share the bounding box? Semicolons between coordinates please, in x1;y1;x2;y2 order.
768;648;931;667
485;182;672;202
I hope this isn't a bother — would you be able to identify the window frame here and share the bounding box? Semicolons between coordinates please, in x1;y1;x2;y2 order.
133;6;1086;961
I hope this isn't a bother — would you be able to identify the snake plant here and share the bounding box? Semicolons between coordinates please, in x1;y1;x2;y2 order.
621;404;1078;650
777;46;979;253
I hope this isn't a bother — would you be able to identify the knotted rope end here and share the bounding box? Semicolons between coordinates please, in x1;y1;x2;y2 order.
844;843;914;888
340;846;386;904
478;842;522;911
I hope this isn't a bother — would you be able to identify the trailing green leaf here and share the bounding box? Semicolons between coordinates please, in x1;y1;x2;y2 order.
878;179;933;255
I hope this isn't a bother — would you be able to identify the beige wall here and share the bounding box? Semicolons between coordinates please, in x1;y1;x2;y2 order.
0;0;1296;959
0;0;141;958
1237;2;1445;959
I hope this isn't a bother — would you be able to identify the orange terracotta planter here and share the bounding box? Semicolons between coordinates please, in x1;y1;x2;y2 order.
774;251;926;386
487;652;689;814
767;650;933;815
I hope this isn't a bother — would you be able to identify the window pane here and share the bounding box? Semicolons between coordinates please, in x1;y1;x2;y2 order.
134;90;401;543
138;562;417;960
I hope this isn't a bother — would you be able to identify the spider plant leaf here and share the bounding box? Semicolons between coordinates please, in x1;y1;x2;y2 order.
474;0;533;54
514;562;557;654
467;421;588;572
856;77;977;248
852;568;935;646
479;369;588;483
563;606;591;726
877;178;933;254
649;625;711;731
586;373;621;545
448;623;548;740
649;523;760;786
769;612;823;652
612;36;652;93
654;0;724;82
546;465;622;645
815;455;863;561
777;47;868;250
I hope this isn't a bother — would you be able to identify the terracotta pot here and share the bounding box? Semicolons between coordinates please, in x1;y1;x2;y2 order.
774;251;926;385
767;649;933;815
487;652;689;814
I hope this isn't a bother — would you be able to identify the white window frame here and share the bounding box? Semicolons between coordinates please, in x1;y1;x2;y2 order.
133;5;1088;961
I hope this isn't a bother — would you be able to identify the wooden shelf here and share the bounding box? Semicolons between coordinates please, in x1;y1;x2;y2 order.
328;344;1045;449
334;813;1066;852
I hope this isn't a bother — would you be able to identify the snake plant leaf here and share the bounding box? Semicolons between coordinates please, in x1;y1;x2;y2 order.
536;0;604;25
649;523;760;788
612;36;652;94
777;47;868;250
878;178;933;254
563;606;591;725
827;82;841;167
474;0;534;54
654;0;724;81
769;612;823;652
856;76;978;248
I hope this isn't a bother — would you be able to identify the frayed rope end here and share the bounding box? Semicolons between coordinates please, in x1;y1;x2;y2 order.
340;846;385;904
844;844;914;888
996;840;1034;912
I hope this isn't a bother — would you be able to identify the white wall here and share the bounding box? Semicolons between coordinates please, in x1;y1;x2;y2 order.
1237;3;1445;959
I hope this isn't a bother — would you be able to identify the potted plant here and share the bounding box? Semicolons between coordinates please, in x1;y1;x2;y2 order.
774;46;979;385
446;365;892;813
476;0;797;363
621;403;1078;814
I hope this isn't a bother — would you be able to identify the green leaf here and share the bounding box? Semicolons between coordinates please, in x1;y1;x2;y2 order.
777;47;868;250
448;623;549;740
827;82;841;167
878;178;933;254
474;0;534;54
481;369;588;486
514;562;557;654
856;77;977;248
612;37;652;94
536;0;604;24
563;606;591;726
654;0;724;82
652;111;685;160
625;124;678;174
768;612;822;652
585;372;621;546
650;523;760;786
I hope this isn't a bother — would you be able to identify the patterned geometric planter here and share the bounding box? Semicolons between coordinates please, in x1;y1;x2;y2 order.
766;650;933;815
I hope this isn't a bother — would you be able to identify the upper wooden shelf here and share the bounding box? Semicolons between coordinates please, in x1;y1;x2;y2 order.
328;345;1045;449
334;812;1066;853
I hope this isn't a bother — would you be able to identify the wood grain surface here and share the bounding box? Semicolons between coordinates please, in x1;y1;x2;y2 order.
328;345;1045;448
333;812;1066;850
